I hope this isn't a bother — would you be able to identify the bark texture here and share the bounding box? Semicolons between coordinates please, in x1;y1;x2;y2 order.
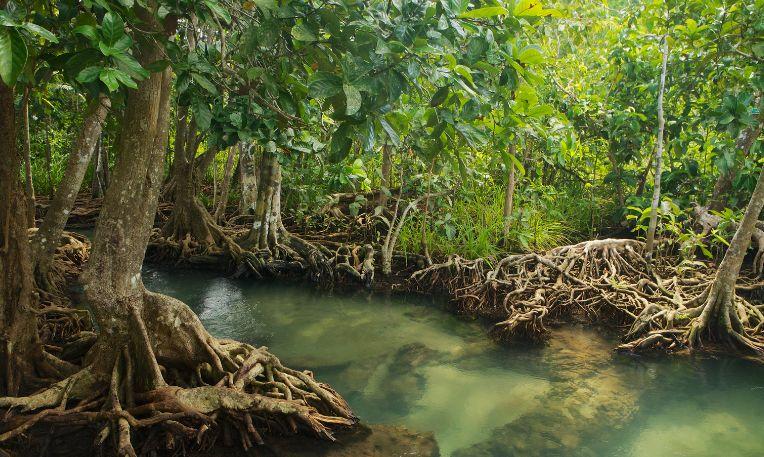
213;144;238;224
239;143;258;214
31;94;111;285
0;80;41;397
687;166;764;350
21;86;36;227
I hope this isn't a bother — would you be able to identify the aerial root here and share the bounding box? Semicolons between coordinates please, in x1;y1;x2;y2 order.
0;334;355;454
409;238;763;351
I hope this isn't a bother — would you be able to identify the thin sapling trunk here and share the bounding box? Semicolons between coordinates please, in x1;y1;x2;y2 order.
644;35;669;258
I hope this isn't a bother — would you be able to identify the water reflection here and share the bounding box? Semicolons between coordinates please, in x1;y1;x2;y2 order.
143;267;764;457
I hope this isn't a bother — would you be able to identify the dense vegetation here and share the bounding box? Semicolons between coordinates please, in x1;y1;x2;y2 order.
0;0;762;454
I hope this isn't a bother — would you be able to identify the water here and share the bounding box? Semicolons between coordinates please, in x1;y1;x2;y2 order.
143;267;764;456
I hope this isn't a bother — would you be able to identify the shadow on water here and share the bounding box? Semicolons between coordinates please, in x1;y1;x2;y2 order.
142;266;764;457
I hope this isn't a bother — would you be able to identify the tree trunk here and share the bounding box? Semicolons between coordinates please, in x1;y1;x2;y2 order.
100;131;109;189
161;132;218;244
0;78;41;397
503;143;517;236
243;150;281;250
690;166;764;349
31;94;111;284
214;144;238;224
238;143;258;215
378;144;392;208
90;135;103;198
644;36;669;258
44;113;53;198
21;86;36;227
81;15;176;386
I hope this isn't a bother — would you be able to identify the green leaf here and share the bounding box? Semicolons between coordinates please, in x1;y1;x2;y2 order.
453;64;474;86
501;149;526;176
329;123;353;162
344;83;362;115
527;104;554;117
204;0;232;24
514;0;561;17
455;123;487;149
251;0;275;10
192;100;213;129
76;66;102;83
114;53;149;79
430;86;449;107
99;67;120;92
112;68;137;89
291;23;316;42
22;23;58;43
246;66;265;81
308;71;342;98
458;6;508;18
379;118;401;147
73;25;99;41
0;27;28;86
98;42;116;56
191;72;219;95
112;34;132;52
753;42;764;59
101;12;125;46
517;45;544;65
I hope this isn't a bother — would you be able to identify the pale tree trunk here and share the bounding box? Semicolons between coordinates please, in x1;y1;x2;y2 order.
214;144;238;224
91;134;109;198
378;143;392;208
644;36;669;258
212;155;218;209
240;151;339;280
90;136;103;198
503;143;517;236
100;132;109;188
44;113;53;198
0;77;41;396
238;143;258;214
243;150;281;250
420;157;435;265
21;86;36;227
31;94;111;284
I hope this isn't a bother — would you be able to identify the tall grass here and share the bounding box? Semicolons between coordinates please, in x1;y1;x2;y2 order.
397;182;607;260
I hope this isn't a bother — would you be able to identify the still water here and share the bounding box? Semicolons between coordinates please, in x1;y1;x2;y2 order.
143;267;764;457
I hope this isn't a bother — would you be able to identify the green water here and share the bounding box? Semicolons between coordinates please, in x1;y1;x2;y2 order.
143;267;764;457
